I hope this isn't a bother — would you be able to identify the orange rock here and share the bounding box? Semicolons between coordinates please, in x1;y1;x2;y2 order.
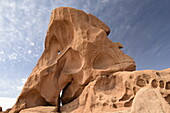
60;69;170;113
9;7;135;113
9;6;170;113
19;106;57;113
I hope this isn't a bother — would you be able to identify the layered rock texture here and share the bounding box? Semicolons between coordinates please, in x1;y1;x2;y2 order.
3;7;169;113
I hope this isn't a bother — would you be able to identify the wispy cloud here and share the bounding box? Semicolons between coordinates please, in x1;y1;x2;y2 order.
0;76;26;98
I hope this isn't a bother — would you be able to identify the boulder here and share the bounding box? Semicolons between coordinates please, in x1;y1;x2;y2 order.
131;88;170;113
9;6;170;113
9;7;135;113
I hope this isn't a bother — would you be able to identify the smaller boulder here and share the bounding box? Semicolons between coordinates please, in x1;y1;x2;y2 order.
131;88;170;113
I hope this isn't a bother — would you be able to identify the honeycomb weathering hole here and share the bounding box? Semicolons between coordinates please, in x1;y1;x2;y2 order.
124;98;134;107
151;79;158;88
95;76;116;91
119;88;132;101
62;49;83;74
136;79;146;87
93;53;116;69
164;94;170;105
159;80;164;88
166;82;170;90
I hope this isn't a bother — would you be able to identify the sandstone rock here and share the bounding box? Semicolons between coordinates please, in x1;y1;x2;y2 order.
3;109;12;113
0;108;12;113
9;7;135;113
60;69;170;113
9;7;170;113
19;106;56;113
131;88;170;113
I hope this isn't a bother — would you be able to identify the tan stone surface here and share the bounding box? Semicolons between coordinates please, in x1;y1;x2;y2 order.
9;7;135;113
131;88;170;113
8;7;170;113
60;69;170;113
16;69;170;113
19;106;57;113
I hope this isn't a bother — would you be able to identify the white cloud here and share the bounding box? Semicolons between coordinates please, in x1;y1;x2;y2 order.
30;42;35;46
0;97;17;111
0;77;27;98
28;50;32;54
0;50;4;55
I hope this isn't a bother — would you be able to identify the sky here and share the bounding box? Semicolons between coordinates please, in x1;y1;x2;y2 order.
0;0;170;110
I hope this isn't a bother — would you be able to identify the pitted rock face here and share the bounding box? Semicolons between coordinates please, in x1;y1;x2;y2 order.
59;69;170;113
9;7;135;113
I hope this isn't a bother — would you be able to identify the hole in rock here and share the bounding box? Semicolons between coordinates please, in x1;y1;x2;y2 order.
166;82;170;90
59;90;63;106
61;81;78;105
62;49;83;74
156;72;161;76
159;80;164;88
57;82;71;112
49;36;63;58
142;74;151;84
119;88;132;101
164;94;170;105
103;103;108;106
129;75;134;79
124;98;134;107
151;79;158;88
58;51;61;55
136;79;145;87
113;104;117;108
95;76;116;91
93;53;116;69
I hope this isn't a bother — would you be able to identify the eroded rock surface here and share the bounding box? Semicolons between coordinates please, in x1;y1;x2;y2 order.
60;69;170;113
18;69;170;113
9;7;135;113
131;88;170;113
8;7;170;113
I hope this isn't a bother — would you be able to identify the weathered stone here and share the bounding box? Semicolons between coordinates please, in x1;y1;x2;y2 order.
60;69;170;113
19;106;57;113
8;7;170;113
131;88;170;113
9;7;135;113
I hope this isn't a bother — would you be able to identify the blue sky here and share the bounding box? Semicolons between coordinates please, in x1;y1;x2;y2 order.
0;0;170;110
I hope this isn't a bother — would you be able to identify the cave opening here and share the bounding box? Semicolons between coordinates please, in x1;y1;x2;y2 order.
58;51;61;55
57;81;72;112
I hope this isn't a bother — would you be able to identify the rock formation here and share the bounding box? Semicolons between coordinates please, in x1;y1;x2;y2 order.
6;7;170;113
59;69;170;113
